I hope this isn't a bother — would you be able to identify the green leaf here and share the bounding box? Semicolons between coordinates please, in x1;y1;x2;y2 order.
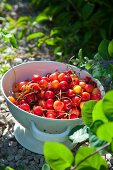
98;39;109;59
92;100;108;123
78;49;82;61
10;35;18;48
0;166;14;170
75;146;108;170
45;38;56;46
17;16;30;23
68;125;84;136
82;3;94;20
97;122;113;142
82;100;97;127
102;90;113;121
5;3;12;10
89;131;107;154
108;39;113;58
36;13;51;23
50;28;60;36
69;126;89;144
90;120;104;134
42;164;50;170
27;32;45;41
44;142;74;170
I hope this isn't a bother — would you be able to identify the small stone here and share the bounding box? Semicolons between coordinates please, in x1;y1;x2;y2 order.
0;96;5;103
106;153;112;160
22;159;29;164
15;154;22;161
25;150;32;156
13;58;23;64
110;157;113;165
27;155;33;161
9;161;15;168
7;155;15;161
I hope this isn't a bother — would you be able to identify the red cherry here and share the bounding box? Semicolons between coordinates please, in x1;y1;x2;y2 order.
25;93;37;103
19;103;30;111
29;83;40;91
63;75;72;83
58;73;65;82
73;85;82;94
38;90;45;99
51;80;60;89
69;108;81;117
72;96;81;106
33;106;43;116
45;99;54;109
59;81;68;91
46;113;56;119
62;99;72;111
45;90;55;99
85;84;94;93
69;114;78;119
32;74;41;83
49;72;59;81
66;89;75;98
82;92;90;101
79;81;86;89
39;79;48;89
42;76;50;82
46;110;57;117
57;111;67;118
84;76;91;83
53;100;64;111
91;94;101;101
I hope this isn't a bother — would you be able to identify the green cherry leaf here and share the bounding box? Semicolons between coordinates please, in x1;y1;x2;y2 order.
75;146;108;170
92;100;108;123
97;122;113;143
108;39;113;58
102;90;113;121
82;100;97;127
44;142;74;170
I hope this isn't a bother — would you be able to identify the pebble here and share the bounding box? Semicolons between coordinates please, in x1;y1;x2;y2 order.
110;157;113;165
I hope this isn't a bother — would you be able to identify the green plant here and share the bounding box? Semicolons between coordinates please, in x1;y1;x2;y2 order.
29;0;113;60
69;39;113;91
43;90;113;170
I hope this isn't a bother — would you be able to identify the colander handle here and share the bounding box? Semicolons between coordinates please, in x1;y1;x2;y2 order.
30;121;72;142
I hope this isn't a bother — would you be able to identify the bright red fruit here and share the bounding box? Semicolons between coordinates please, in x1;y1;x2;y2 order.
91;94;101;101
85;84;94;93
53;100;64;111
45;90;55;99
46;110;57;117
39;79;48;89
49;72;59;81
69;108;81;116
59;81;68;91
33;106;43;116
32;74;41;83
45;99;54;109
82;92;90;101
69;114;78;119
46;113;56;119
38;99;46;109
72;96;81;106
19;103;30;111
66;89;75;98
51;80;60;89
62;99;72;111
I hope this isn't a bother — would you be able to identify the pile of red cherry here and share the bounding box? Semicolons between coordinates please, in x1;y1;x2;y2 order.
8;69;101;119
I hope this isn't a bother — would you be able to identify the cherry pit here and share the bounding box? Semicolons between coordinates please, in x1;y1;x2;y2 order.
8;69;102;119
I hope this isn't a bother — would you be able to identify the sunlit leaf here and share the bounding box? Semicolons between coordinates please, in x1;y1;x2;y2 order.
108;39;113;58
36;13;51;23
44;142;74;170
82;100;97;127
102;90;113;121
98;39;109;59
97;122;113;142
92;100;108;123
75;146;108;170
27;32;45;41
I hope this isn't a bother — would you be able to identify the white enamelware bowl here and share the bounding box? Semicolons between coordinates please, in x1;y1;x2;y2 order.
1;61;105;154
